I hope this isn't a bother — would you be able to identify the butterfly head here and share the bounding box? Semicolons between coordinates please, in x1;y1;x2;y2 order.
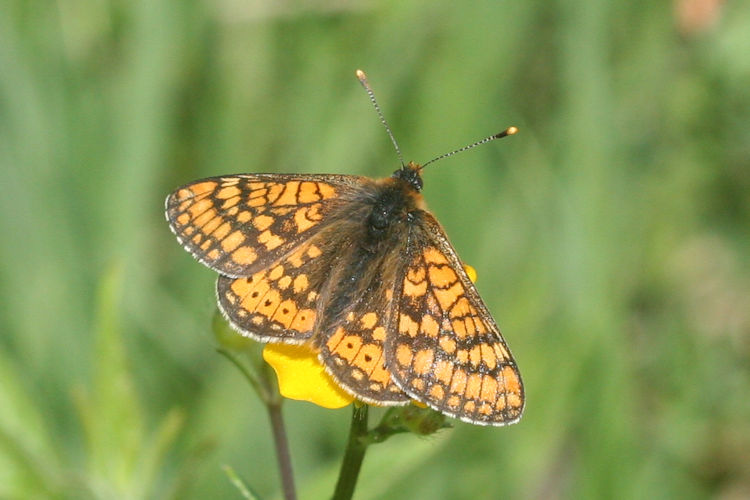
392;162;424;192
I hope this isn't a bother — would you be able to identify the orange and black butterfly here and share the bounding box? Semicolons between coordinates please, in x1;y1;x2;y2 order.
165;71;524;425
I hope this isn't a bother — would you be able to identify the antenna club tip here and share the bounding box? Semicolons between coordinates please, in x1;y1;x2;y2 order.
493;126;518;139
355;69;367;81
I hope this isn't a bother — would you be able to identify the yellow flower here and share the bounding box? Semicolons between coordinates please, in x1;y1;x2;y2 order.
263;343;354;409
463;264;477;284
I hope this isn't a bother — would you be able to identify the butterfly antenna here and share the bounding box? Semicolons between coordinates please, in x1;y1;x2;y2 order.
419;126;518;171
356;69;405;168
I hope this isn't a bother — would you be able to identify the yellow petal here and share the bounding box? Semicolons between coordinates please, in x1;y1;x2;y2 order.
263;343;354;409
463;264;477;284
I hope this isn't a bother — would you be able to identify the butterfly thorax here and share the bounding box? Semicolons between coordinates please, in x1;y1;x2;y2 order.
368;164;426;243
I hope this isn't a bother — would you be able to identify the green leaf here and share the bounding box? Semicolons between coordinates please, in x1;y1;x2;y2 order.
74;265;145;496
0;353;62;498
222;465;264;500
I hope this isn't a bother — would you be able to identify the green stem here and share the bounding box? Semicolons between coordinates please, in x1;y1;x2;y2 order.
267;403;297;500
216;348;269;401
332;405;370;500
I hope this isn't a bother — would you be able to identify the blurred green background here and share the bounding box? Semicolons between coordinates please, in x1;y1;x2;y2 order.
2;0;749;498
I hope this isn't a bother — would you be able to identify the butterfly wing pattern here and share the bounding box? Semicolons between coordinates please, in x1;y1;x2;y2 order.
387;213;524;425
166;174;359;277
166;165;524;426
215;233;333;343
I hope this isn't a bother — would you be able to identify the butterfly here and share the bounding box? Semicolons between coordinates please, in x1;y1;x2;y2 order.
164;71;524;425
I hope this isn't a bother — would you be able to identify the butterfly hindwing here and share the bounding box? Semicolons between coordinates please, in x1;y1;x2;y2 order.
216;233;336;343
165;174;361;277
318;304;411;405
315;245;411;405
386;213;524;425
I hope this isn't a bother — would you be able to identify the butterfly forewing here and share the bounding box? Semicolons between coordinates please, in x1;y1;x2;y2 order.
387;214;524;425
165;174;360;277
